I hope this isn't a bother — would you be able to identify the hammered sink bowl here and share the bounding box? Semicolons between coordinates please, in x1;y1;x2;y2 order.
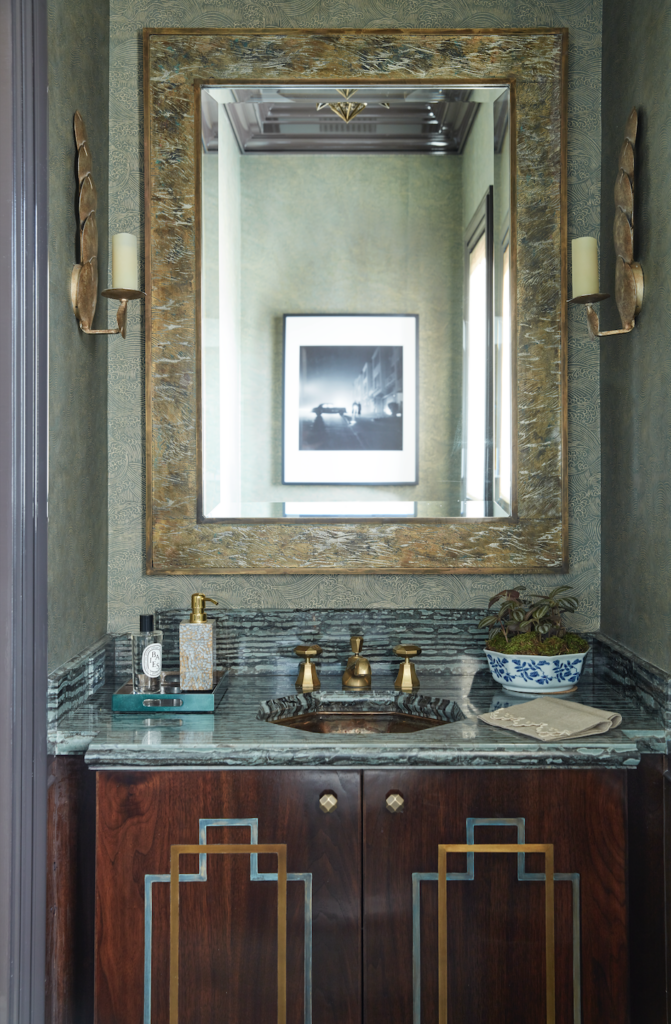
257;692;465;735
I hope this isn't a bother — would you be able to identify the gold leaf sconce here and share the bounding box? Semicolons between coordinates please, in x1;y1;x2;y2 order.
70;110;144;338
569;107;644;336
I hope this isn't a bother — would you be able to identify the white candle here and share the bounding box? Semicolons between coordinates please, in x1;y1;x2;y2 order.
571;236;599;298
112;233;138;290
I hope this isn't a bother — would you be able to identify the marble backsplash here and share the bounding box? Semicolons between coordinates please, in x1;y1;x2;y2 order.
52;609;671;731
49;607;496;722
47;607;622;726
592;633;671;730
155;607;494;684
47;634;114;727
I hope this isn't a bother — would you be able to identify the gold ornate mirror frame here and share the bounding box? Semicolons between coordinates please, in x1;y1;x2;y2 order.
144;28;568;575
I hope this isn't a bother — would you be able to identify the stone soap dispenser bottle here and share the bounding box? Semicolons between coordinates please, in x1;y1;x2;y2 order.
179;593;219;691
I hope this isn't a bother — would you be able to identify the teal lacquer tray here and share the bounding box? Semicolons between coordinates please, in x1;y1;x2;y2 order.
112;675;227;713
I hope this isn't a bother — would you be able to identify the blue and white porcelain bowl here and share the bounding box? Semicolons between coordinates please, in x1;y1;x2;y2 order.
484;648;588;694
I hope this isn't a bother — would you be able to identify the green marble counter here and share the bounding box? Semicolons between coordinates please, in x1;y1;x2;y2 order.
48;667;665;769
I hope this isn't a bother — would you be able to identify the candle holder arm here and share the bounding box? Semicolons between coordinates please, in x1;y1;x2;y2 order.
78;297;129;337
71;266;144;339
585;303;635;337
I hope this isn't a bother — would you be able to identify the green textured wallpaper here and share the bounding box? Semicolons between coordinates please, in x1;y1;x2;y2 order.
48;0;109;671
600;1;671;671
108;0;602;635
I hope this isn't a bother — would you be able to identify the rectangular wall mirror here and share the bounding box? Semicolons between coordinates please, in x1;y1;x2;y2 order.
144;28;567;574
199;83;513;521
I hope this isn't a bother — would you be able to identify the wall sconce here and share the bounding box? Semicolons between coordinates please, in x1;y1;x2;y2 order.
568;107;643;337
70;111;144;338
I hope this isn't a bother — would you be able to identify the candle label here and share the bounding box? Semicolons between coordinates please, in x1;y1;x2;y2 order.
142;643;162;677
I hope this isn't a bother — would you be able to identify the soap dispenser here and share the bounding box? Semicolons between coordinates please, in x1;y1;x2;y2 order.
179;594;219;691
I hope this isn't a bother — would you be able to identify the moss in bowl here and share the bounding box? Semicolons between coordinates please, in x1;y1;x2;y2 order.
486;632;589;656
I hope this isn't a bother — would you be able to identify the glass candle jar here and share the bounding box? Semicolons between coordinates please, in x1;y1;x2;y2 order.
131;614;163;694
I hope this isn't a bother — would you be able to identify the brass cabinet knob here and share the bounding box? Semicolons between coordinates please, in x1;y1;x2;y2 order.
385;792;405;813
319;791;338;814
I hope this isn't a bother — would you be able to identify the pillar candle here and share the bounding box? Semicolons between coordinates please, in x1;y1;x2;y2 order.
112;233;138;290
571;236;599;298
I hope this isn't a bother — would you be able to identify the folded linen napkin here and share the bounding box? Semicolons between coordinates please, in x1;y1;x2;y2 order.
479;696;622;741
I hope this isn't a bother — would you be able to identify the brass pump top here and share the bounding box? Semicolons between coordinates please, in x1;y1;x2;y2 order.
189;593;218;623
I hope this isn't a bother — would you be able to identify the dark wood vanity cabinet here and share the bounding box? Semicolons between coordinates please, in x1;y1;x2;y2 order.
363;770;627;1024
95;770;362;1024
95;769;629;1024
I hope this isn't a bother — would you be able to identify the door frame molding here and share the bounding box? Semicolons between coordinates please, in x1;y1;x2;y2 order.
0;0;49;1019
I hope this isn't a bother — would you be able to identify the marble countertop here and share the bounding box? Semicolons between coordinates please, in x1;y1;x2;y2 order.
48;665;666;769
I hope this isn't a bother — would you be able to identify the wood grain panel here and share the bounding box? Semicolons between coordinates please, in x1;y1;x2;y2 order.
95;770;361;1024
627;755;666;1023
46;756;96;1024
363;769;627;1024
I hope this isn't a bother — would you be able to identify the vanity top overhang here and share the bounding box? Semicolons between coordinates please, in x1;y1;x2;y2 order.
56;666;662;770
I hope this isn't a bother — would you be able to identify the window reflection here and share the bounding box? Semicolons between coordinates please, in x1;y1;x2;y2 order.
465;231;488;501
496;242;512;510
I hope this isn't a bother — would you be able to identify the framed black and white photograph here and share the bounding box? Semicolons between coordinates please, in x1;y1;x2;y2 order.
283;314;418;485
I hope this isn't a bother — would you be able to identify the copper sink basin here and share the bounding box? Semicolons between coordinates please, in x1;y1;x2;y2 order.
258;692;464;735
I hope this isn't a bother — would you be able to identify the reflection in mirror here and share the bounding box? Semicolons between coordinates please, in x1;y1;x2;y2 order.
199;84;512;520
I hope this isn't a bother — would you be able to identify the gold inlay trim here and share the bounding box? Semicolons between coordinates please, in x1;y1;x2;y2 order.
169;843;287;1024
437;843;555;1024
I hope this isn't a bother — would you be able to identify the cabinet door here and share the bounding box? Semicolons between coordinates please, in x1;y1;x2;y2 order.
363;770;627;1024
96;770;361;1024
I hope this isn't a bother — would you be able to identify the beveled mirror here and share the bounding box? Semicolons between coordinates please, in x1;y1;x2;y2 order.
144;28;568;574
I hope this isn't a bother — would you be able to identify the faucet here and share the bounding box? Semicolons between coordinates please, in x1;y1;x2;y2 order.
342;635;372;689
293;644;322;692
394;644;422;691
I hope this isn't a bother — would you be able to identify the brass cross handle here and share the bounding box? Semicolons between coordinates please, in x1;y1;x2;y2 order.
294;644;322;659
394;644;422;691
294;644;322;693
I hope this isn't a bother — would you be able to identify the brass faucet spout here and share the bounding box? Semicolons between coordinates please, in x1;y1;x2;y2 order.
342;635;372;689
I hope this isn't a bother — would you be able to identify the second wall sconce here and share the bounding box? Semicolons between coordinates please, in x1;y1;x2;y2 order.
569;107;644;337
70;111;144;338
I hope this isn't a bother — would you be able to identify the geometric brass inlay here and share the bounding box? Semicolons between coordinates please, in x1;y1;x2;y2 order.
437;843;556;1024
412;818;581;1024
145;817;313;1024
170;843;287;1024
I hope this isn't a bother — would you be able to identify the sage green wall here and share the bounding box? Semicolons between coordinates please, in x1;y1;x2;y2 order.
48;0;109;671
108;0;602;635
600;1;671;671
240;153;463;505
463;103;494;229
